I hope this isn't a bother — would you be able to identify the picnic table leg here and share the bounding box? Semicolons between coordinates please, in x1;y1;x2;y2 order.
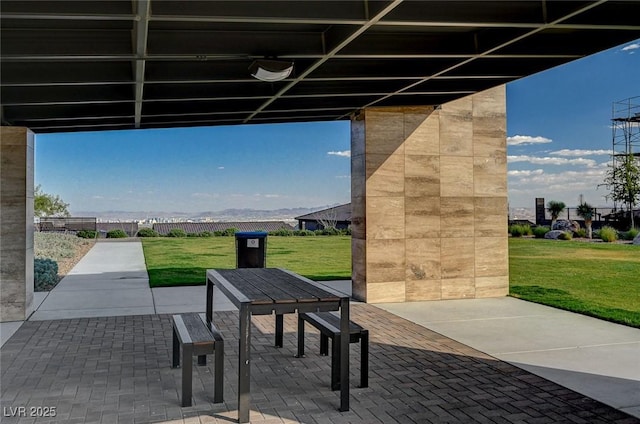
339;298;350;412
296;315;305;358
275;313;284;348
206;278;213;328
238;303;251;423
182;342;193;407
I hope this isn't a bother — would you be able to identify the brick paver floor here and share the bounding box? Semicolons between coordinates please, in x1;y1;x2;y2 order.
1;304;638;424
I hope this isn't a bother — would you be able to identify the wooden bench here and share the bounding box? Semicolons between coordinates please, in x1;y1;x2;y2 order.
297;312;368;390
171;313;224;407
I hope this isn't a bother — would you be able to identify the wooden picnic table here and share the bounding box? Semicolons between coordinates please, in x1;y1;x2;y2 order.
206;268;351;423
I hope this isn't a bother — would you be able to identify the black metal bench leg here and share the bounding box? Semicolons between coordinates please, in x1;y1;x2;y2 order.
275;313;284;348
296;315;305;358
182;343;193;407
331;334;341;391
320;333;329;356
197;355;207;366
214;339;224;403
172;329;180;368
360;331;369;388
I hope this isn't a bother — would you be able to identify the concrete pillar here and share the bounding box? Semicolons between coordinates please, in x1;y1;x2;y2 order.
1;127;35;321
351;86;508;303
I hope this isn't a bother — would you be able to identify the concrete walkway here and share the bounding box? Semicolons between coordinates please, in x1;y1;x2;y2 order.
2;240;638;420
27;241;237;321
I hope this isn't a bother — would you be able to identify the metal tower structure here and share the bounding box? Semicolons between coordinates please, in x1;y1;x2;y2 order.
610;96;640;212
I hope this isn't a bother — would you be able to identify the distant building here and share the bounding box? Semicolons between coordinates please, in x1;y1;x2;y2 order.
152;221;294;235
295;204;351;231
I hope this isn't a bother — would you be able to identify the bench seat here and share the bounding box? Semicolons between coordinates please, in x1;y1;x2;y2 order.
297;311;368;390
172;313;224;406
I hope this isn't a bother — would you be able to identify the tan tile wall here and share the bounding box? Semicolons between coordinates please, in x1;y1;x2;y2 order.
351;86;508;303
1;127;35;321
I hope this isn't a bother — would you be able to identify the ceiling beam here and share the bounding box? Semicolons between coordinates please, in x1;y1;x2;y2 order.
5;11;638;32
0;13;136;21
147;14;640;31
132;0;151;128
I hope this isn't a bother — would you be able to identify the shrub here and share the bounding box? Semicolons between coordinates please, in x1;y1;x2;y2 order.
223;227;239;236
509;224;531;237
186;232;200;237
35;232;89;259
621;228;639;241
294;229;315;236
76;230;97;239
269;228;294;236
315;227;341;236
599;226;618;243
341;227;352;236
199;231;213;238
574;228;587;238
213;230;225;237
106;229;128;238
34;258;59;291
137;228;159;237
532;226;550;238
166;228;187;238
557;231;573;240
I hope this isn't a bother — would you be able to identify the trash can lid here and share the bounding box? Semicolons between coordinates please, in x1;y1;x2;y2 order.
235;231;268;239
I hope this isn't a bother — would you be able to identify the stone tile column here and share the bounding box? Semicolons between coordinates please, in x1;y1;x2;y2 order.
351;86;508;303
1;127;35;321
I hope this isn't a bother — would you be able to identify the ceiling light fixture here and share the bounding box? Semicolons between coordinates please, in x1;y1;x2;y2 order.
249;59;294;82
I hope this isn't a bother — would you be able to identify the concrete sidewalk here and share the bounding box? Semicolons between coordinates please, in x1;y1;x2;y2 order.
1;240;638;420
26;241;237;321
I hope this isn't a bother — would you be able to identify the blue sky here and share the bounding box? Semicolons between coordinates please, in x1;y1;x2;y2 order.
506;39;639;208
35;39;639;213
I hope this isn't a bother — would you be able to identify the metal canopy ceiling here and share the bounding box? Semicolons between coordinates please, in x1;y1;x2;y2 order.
1;1;639;133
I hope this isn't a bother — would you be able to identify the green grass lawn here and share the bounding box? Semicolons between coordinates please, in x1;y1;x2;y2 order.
141;235;639;327
141;236;351;287
509;238;640;327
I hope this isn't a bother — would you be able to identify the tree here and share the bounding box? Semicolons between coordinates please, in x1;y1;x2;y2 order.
317;207;338;230
601;153;640;229
576;201;594;239
547;200;566;229
34;185;70;217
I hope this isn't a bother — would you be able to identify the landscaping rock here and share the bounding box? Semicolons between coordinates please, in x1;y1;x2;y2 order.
545;230;567;240
634;233;640;245
552;219;580;233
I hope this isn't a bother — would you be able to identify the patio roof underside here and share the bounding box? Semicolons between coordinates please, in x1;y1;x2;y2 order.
1;1;639;134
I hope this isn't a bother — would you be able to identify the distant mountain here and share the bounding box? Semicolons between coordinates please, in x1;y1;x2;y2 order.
72;205;342;222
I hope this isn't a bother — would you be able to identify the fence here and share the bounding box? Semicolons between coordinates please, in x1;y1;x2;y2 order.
38;217;96;232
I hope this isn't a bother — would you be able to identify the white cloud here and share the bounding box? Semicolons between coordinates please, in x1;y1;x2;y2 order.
217;166;225;170
507;155;597;167
335;175;350;179
191;192;219;199
550;149;612;157
621;43;640;52
92;195;104;199
506;135;552;146
328;150;351;157
507;169;544;177
508;168;608;198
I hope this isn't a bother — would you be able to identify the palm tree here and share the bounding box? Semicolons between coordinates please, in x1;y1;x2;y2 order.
576;202;594;239
547;200;566;229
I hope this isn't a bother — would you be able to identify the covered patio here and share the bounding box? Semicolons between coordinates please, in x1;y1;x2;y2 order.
3;0;640;320
2;305;634;424
2;2;640;422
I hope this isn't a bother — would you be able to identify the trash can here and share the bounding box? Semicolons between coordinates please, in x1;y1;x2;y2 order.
235;231;268;268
